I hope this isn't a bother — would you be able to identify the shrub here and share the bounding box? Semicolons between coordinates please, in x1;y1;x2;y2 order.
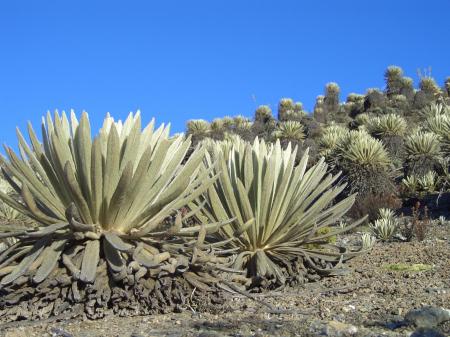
193;137;367;286
186;119;210;145
418;171;438;193
209;118;225;140
414;77;441;109
369;208;398;241
254;105;273;124
366;114;406;161
361;233;376;250
354;113;370;128
422;103;450;155
404;131;441;176
370;218;397;241
384;66;404;97
400;77;415;102
318;123;349;157
333;130;396;198
324;82;341;118
346;93;365;104
278;98;304;122
272;121;305;146
366;114;407;138
364;88;387;112
420;76;441;98
402;175;420;196
348;193;401;222
314;95;326;123
0;111;228;319
253;105;276;140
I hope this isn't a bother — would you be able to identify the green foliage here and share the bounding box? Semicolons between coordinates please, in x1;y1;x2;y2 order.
424;113;450;137
370;208;398;241
404;131;441;176
272;121;305;143
419;76;441;97
324;83;341;120
414;76;442;109
403;171;440;196
421;103;450;154
303;226;337;249
384;66;404;97
194;137;367;285
421;102;450;118
353;113;370;128
233;115;251;129
221;116;234;128
404;131;440;157
333;130;396;197
418;171;438;193
361;233;376;250
253;105;276;141
314;95;326;123
383;263;433;272
254;105;273;123
400;77;415;101
346;93;365;104
278;98;304;121
318;124;349;157
187;119;210;137
402;175;419;195
338;130;391;169
365;114;407;161
370;218;397;241
210;118;225;132
366;114;407;138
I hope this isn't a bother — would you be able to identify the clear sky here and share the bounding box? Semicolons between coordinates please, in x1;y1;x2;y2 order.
0;1;449;146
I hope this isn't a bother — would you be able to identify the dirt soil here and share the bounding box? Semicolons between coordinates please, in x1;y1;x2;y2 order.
0;224;449;337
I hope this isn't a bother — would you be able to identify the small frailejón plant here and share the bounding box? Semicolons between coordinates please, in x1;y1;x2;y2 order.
0;111;231;320
192;137;367;287
271;121;305;148
370;208;398;241
186;118;211;145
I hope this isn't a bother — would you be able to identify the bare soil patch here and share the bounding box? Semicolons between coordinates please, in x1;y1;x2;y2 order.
1;224;449;337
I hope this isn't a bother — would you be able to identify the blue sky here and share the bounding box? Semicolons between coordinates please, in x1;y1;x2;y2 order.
0;1;449;146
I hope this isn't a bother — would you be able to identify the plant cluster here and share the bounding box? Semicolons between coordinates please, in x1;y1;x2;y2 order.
192;138;367;287
0;111;368;321
370;208;398;241
184;66;450;220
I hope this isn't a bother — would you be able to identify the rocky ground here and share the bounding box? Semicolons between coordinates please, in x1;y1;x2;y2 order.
0;223;449;337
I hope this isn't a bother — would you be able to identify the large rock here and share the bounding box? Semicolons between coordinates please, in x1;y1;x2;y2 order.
405;307;450;328
410;327;446;337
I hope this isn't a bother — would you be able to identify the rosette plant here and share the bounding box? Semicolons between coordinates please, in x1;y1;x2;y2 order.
0;111;229;319
365;114;407;162
404;131;441;176
334;130;395;196
272;121;306;144
192;137;367;286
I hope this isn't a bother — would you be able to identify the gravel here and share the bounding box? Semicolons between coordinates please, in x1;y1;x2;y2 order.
1;223;449;337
